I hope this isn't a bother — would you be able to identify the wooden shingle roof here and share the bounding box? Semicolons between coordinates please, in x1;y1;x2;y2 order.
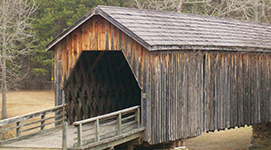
46;5;271;52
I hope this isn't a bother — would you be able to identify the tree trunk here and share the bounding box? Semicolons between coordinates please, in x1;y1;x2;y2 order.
177;0;182;13
2;45;7;119
1;0;7;119
255;0;258;23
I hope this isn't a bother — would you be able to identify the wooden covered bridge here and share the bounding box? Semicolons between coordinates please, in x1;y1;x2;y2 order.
0;5;271;150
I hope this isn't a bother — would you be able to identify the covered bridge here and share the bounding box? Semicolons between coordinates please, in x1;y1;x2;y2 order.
46;5;271;148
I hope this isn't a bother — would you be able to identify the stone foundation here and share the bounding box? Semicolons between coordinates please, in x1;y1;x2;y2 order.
249;122;271;150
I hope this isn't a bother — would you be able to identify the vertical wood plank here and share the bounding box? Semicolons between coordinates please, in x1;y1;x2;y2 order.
247;55;251;125
16;122;21;137
226;54;230;127
244;55;249;125
110;23;113;50
95;119;100;142
233;55;238;127
114;26;117;50
88;18;93;50
77;124;82;147
155;53;160;143
145;50;151;141
221;53;225;129
150;52;156;142
204;53;210;132
199;53;204;134
41;113;45;130
117;114;122;135
183;53;188;137
62;121;68;150
105;21;109;50
176;53;182;138
135;107;140;128
77;27;82;56
165;53;169;142
0;126;2;142
255;57;261;123
168;52;173;140
269;55;271;122
72;31;76;67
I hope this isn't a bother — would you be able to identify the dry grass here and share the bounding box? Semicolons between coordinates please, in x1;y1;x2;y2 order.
0;90;54;118
186;126;252;150
0;91;54;142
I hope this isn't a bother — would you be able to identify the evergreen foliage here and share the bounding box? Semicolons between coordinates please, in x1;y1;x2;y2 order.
29;0;129;90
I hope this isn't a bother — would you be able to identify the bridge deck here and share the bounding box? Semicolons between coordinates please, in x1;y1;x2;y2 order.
2;125;75;149
1;125;144;150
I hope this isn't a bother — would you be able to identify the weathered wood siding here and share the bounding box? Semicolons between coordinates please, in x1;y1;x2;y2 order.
204;53;271;131
147;52;204;143
147;52;271;144
53;15;271;145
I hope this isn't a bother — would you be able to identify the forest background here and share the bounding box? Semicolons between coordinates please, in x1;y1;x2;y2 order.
3;0;271;91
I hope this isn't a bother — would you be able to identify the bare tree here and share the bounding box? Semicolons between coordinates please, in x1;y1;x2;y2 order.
129;0;210;12
129;0;271;24
0;0;37;119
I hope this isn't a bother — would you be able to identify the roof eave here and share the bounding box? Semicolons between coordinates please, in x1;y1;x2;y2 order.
150;45;271;53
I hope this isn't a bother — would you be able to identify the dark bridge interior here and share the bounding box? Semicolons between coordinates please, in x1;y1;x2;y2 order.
65;51;141;123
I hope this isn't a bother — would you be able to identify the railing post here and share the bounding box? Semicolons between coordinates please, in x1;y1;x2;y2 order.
77;124;82;147
16;121;21;137
41;113;45;130
0;126;2;142
135;107;140;128
95;119;100;142
117;113;122;135
62;121;68;150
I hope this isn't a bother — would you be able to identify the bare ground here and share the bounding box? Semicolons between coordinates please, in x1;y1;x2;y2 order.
185;127;252;150
0;91;252;150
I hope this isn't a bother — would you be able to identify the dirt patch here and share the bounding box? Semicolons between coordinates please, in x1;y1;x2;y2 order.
186;126;252;150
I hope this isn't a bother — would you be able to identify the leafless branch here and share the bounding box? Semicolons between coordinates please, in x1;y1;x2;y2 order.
129;0;271;24
0;0;37;118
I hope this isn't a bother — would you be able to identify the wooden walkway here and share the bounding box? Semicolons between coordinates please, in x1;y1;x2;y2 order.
2;125;74;149
0;106;144;150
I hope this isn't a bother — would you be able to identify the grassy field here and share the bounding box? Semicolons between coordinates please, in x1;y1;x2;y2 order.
0;91;252;150
0;91;54;118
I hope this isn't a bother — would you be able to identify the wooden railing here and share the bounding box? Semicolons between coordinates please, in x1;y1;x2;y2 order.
73;106;141;147
0;104;66;145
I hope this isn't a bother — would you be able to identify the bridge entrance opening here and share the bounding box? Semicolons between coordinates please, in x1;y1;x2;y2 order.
65;51;141;124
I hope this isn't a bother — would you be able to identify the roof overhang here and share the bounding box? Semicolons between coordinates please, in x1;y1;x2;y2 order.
46;5;271;53
46;6;151;51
